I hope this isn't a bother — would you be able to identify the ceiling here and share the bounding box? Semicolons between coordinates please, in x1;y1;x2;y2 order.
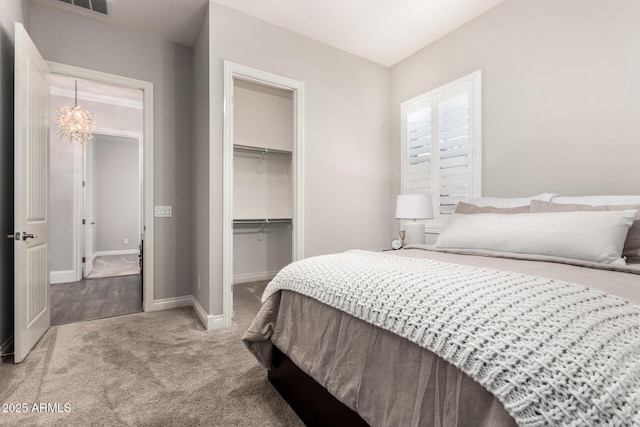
211;0;505;66
35;0;209;47
35;0;505;66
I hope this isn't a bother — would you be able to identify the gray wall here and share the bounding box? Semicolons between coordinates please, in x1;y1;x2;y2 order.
192;6;209;311
0;0;30;352
49;93;143;273
207;4;390;314
48;96;74;272
94;135;140;253
30;4;195;300
389;0;640;237
233;224;292;280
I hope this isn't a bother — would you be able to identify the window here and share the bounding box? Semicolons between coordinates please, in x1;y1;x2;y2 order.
400;70;482;232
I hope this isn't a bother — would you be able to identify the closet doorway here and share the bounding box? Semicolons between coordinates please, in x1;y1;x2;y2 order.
47;63;154;325
223;62;305;327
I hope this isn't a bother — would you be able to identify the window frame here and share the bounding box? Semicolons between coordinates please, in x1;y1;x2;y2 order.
400;70;482;233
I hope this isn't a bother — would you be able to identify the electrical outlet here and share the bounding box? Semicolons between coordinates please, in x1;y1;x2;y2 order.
197;275;201;289
124;238;129;245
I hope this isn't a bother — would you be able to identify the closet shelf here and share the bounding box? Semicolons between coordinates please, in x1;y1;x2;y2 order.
233;218;292;225
233;144;292;155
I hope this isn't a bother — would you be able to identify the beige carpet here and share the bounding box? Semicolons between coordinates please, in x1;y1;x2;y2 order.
0;282;303;426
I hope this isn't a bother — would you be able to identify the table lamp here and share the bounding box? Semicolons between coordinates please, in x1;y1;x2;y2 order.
395;193;433;245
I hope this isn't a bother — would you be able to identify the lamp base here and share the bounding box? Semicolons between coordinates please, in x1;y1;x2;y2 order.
403;222;425;246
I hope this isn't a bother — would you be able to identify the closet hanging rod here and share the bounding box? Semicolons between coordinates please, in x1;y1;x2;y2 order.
233;144;292;155
233;218;292;225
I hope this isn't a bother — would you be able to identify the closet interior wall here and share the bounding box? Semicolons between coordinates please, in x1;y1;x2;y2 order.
233;79;293;284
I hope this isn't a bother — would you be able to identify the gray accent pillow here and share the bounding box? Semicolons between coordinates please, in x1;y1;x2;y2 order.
530;200;640;264
455;202;529;214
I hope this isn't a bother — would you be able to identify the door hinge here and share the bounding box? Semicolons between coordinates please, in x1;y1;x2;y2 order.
82;219;86;225
82;181;86;187
82;257;86;263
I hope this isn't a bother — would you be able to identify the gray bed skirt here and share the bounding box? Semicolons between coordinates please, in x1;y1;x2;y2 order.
244;290;516;427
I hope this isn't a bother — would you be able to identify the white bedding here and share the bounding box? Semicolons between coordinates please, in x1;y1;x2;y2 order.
262;250;640;427
434;210;637;264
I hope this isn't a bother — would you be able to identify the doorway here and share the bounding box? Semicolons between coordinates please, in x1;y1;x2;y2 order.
82;132;142;281
222;61;305;328
11;25;154;362
47;63;154;325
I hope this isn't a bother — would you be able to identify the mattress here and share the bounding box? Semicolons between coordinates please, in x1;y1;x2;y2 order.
243;248;640;426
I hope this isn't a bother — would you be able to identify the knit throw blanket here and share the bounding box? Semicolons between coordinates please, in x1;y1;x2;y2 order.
262;250;640;427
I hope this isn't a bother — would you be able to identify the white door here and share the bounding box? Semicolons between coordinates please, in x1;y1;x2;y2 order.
12;23;50;363
83;141;95;277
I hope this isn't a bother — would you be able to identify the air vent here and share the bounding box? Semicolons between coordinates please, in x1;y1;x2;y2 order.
57;0;109;16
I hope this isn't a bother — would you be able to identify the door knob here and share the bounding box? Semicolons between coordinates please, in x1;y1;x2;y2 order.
6;233;20;240
22;232;37;240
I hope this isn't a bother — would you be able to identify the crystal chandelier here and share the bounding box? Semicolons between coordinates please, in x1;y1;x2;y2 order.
55;80;96;144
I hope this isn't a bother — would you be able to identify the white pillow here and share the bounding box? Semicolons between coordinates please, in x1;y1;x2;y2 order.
434;210;637;264
550;195;640;206
469;193;555;208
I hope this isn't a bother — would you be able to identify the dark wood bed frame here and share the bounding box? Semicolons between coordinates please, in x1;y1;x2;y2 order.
268;346;369;427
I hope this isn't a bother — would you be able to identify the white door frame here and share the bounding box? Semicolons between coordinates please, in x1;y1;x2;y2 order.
79;128;143;278
47;62;155;312
222;61;305;327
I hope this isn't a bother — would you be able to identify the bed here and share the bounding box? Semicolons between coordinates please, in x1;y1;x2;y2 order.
243;195;640;426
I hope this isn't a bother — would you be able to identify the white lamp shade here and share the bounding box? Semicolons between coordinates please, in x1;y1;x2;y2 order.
395;193;434;220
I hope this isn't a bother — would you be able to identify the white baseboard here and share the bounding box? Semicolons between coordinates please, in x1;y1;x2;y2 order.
0;335;13;356
233;271;277;284
95;249;139;257
151;295;193;311
151;295;225;331
50;270;76;284
191;297;224;330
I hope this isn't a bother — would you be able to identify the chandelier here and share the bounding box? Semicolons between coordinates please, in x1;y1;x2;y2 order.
55;80;96;144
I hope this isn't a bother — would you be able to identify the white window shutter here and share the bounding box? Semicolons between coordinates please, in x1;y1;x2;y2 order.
436;82;473;217
406;97;433;194
401;71;481;231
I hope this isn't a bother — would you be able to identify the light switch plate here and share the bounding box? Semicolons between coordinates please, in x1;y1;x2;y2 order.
154;205;172;217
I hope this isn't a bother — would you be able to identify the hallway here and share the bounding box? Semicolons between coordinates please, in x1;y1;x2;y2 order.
50;275;142;326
